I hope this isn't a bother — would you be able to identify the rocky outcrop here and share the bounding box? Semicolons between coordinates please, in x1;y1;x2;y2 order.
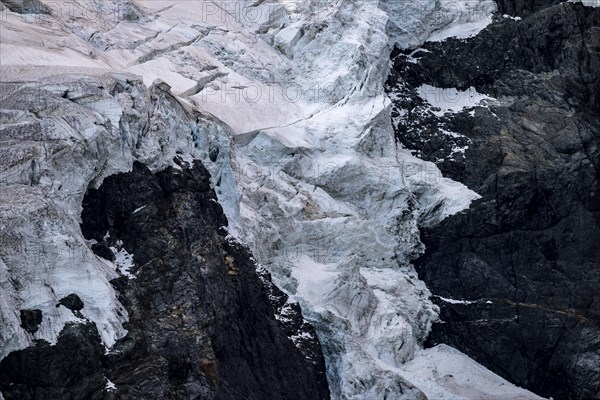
387;2;600;399
0;323;107;400
0;159;330;399
18;310;42;335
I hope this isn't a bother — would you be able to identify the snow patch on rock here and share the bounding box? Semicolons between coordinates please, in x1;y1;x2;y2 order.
418;84;495;116
397;345;547;400
570;0;600;7
110;241;136;279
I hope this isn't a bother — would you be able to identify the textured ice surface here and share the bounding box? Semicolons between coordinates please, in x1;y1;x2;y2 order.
426;0;496;42
398;345;546;400
570;0;600;7
0;0;543;398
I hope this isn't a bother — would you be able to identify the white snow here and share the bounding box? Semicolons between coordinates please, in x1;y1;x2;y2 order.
437;296;476;305
397;345;547;400
418;84;495;116
104;378;117;392
111;241;136;279
583;0;600;6
132;205;146;215
503;14;523;21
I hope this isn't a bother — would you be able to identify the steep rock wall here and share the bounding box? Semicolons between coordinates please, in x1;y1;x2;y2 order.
387;2;600;398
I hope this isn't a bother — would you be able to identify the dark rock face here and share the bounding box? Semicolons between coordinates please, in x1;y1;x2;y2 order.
387;2;600;399
0;159;329;400
0;323;106;400
58;294;84;312
91;242;116;262
494;0;563;18
19;310;42;335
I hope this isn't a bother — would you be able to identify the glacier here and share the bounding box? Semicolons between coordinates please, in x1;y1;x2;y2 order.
0;0;544;398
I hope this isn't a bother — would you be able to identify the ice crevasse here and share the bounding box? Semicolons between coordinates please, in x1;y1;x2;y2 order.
0;0;544;398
